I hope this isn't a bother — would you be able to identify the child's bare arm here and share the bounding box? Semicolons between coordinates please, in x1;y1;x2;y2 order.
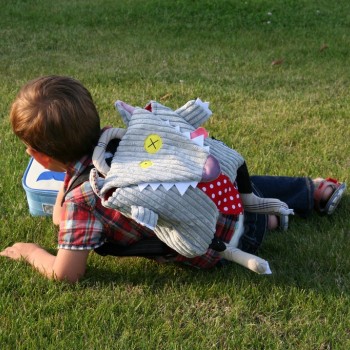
0;243;89;283
53;183;65;225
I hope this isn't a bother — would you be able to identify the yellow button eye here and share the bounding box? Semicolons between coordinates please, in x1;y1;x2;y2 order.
139;160;153;169
144;134;162;154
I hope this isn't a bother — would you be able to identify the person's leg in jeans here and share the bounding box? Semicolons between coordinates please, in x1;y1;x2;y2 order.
250;176;314;218
239;176;313;254
239;175;346;254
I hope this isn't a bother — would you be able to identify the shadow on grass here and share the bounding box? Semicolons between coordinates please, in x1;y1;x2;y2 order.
80;244;349;298
78;201;350;297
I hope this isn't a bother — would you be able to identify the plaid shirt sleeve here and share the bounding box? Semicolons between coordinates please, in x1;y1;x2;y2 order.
58;178;106;250
58;200;105;250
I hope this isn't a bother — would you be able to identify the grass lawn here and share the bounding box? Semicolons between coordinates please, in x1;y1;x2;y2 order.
0;0;349;349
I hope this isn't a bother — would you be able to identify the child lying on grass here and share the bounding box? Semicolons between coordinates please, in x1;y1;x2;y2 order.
0;75;346;282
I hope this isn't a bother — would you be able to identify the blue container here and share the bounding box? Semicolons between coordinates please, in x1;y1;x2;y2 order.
22;158;65;216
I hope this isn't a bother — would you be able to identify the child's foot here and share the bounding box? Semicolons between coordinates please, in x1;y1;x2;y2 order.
313;178;346;215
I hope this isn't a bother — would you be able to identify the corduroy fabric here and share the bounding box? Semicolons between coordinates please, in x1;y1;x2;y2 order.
91;99;245;258
102;185;218;257
101;109;210;190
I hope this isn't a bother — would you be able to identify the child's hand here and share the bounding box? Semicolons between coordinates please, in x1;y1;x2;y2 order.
1;243;88;282
0;242;41;261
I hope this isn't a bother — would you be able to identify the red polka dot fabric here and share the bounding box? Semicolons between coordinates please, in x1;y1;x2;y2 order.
197;174;243;215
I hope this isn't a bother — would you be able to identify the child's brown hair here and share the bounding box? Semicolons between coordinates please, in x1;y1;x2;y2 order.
10;75;101;163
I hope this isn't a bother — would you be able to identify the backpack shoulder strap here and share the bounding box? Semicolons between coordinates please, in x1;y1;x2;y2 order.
60;164;94;206
61;138;120;206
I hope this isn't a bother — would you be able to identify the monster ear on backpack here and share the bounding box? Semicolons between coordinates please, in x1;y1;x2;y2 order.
22;157;65;216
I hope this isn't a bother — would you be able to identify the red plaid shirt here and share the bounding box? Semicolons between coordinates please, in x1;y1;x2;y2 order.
58;155;238;269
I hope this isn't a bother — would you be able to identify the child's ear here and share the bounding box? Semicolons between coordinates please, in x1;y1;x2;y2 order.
27;148;52;169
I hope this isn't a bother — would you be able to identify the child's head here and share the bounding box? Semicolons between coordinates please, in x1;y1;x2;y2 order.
10;75;101;163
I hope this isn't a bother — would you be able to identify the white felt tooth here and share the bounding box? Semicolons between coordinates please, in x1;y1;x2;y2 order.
192;135;204;147
162;183;174;191
183;131;191;139
138;183;149;192
204;146;210;152
190;181;198;188
174;125;181;133
175;182;191;196
164;120;171;126
150;183;161;190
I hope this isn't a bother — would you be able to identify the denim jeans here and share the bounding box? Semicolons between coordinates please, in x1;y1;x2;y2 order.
239;176;314;254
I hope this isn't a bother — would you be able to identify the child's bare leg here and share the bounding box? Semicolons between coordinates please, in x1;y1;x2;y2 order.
268;215;279;230
314;178;334;202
